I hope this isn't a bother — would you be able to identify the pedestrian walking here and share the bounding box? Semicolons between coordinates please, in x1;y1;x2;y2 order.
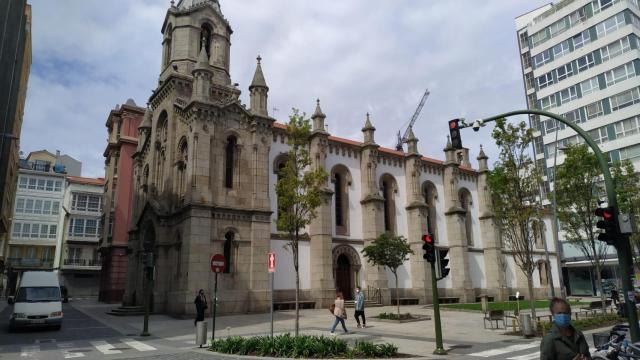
330;292;348;335
540;297;591;360
354;286;366;328
610;287;619;307
194;289;208;326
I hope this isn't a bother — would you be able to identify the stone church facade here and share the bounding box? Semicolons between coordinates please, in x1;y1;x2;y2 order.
124;0;561;316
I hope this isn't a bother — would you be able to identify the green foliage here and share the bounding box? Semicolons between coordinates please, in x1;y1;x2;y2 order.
209;334;398;358
378;312;412;320
611;160;640;265
487;118;543;320
537;314;622;336
362;233;413;318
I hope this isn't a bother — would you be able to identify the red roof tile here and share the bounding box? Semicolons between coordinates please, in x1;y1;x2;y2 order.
67;176;105;186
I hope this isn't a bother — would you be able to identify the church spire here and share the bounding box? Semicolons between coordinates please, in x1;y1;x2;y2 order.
249;55;269;117
312;99;326;132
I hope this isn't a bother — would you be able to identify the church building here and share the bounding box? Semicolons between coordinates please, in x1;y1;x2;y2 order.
123;0;561;315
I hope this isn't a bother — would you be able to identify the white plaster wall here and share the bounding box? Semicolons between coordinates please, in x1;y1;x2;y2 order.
385;258;412;289
270;239;310;290
326;152;363;240
468;252;486;289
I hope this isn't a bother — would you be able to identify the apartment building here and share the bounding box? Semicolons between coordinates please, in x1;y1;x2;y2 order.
516;0;640;295
59;176;104;297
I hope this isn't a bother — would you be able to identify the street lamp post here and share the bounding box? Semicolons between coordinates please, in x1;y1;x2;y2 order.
462;109;640;342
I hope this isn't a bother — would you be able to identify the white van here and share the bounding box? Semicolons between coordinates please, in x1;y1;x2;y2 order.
8;271;63;331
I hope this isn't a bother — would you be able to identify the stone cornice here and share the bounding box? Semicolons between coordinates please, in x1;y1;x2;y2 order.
405;200;428;210
360;193;384;205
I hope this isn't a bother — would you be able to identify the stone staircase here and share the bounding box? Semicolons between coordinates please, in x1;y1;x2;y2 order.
106;305;146;316
345;299;383;308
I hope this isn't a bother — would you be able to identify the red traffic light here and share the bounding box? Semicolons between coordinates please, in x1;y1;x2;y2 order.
449;119;459;129
422;234;434;244
595;207;614;220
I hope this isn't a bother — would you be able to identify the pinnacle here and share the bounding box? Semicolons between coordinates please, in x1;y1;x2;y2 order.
312;98;326;118
250;54;268;89
444;135;453;150
194;37;210;70
406;127;417;142
478;144;488;159
363;113;374;130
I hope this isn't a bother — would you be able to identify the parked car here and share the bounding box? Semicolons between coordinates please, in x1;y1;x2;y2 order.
8;271;63;331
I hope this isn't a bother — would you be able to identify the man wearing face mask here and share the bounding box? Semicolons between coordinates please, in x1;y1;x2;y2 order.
540;297;591;360
354;286;366;328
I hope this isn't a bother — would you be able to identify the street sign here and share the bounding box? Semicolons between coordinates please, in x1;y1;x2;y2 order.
210;254;226;273
268;252;276;273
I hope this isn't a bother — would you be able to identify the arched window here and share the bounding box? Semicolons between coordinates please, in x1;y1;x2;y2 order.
177;137;188;198
422;181;438;242
163;24;173;68
223;231;234;273
380;174;397;234
533;220;546;249
155;112;168;192
459;189;473;247
225;136;236;188
200;24;213;57
538;260;549;286
332;165;351;236
142;164;149;192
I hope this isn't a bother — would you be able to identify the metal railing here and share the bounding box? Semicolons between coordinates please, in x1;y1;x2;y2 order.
63;258;101;267
366;285;382;305
7;257;53;268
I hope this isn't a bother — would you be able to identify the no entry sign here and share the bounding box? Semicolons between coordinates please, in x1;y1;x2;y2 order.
211;254;226;273
268;252;276;273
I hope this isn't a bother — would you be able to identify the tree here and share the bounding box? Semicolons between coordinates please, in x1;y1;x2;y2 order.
362;233;413;319
275;109;328;336
612;160;640;267
555;144;609;313
487;118;543;322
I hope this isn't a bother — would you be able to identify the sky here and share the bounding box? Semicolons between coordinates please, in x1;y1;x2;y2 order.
23;0;550;178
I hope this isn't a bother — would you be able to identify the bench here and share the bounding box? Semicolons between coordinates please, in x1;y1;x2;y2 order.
273;301;316;311
391;298;419;306
439;297;460;304
509;295;525;301
580;300;612;315
484;309;505;329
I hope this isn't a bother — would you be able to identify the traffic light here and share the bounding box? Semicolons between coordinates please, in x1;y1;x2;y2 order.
595;206;618;245
436;249;450;280
422;234;435;263
448;119;463;149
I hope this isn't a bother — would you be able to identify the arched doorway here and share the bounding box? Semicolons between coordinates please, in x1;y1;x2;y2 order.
336;255;352;300
332;245;361;301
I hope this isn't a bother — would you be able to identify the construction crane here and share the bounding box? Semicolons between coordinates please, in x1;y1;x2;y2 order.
395;89;430;151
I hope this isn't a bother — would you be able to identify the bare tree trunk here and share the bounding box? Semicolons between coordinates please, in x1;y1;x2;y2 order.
594;260;606;315
294;231;299;337
527;276;537;324
394;272;400;319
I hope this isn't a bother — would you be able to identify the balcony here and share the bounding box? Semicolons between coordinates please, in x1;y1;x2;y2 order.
8;257;53;269
62;258;102;270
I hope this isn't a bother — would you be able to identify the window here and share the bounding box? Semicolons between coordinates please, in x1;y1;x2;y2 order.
596;12;625;38
40;225;49;239
545;119;561;133
33;200;42;214
580;77;600;96
564;108;584;124
51;201;59;215
49;225;57;238
615;116;640;138
537;72;554;89
534;136;544;155
589;127;609;144
556;63;573;81
605;62;636;87
88;196;101;212
530;30;549;48
42;201;51;214
223;232;234;274
533;50;551;68
552;40;571;60
610;87;640;111
86;219;97;236
18;177;27;189
593;0;614;14
31;224;39;238
549;19;567;38
577;54;595;73
559;86;578;105
459;189;473;247
54;181;62;192
12;223;21;237
601;37;631;62
15;198;25;213
380;175;397;234
24;199;33;214
45;180;53;191
539;94;556;111
568;8;586;25
200;24;213;57
423;182;438;241
572;30;591;49
619;144;640;161
68;247;82;261
586;101;604;119
334;173;343;227
37;179;45;190
225;136;236;189
28;178;36;190
522;53;532;69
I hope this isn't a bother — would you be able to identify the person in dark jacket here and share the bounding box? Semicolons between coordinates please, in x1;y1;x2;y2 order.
540;297;590;360
610;287;619;306
194;289;208;326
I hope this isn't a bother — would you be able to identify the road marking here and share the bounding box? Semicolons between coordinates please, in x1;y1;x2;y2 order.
507;351;540;360
468;342;539;357
90;340;122;355
57;342;85;358
121;338;156;352
20;345;40;357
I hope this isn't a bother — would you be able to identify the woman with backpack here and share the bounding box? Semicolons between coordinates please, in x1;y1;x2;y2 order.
329;292;348;335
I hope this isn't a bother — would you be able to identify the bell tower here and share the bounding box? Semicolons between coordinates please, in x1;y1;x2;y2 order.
160;0;232;85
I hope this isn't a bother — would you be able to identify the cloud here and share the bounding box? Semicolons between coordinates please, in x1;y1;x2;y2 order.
23;0;547;177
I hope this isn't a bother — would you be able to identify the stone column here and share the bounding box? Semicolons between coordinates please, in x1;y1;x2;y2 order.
477;146;508;301
359;115;390;303
308;101;336;308
442;139;474;302
404;130;432;303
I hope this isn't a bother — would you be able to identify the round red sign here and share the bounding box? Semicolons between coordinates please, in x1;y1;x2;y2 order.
211;254;226;273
